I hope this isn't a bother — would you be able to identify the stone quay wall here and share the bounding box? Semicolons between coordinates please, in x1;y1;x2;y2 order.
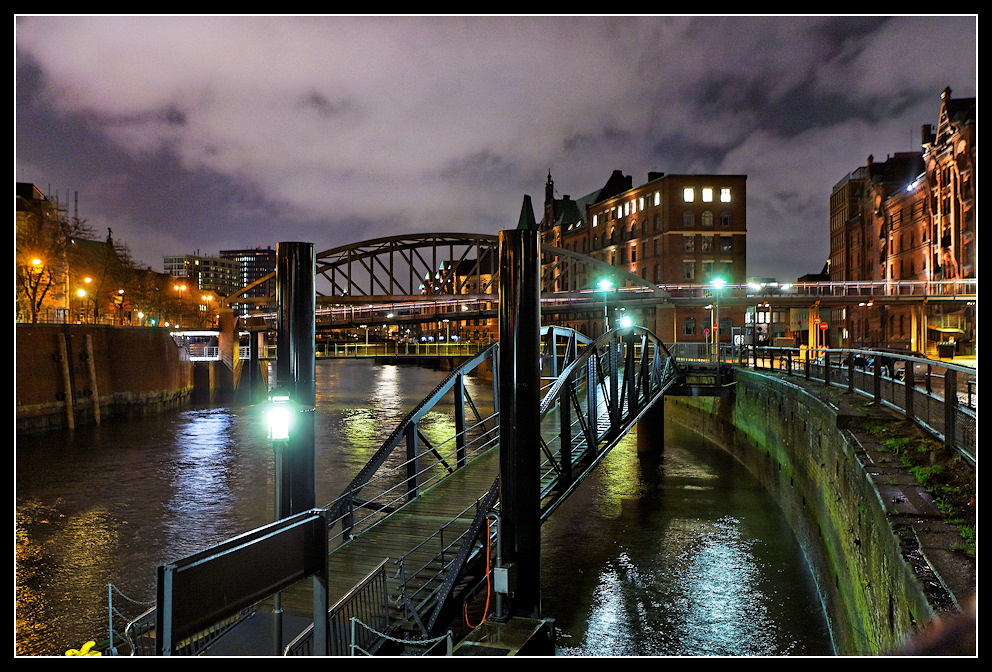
664;368;974;655
16;324;195;433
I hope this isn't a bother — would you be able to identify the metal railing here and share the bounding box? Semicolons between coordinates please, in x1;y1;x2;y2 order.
122;605;256;656
746;346;976;465
317;341;487;358
537;326;684;520
284;559;392;656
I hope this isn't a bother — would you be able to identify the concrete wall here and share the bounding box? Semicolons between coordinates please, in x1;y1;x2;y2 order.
16;324;195;433
664;368;974;655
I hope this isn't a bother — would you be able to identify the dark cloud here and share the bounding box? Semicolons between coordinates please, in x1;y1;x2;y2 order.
15;15;976;281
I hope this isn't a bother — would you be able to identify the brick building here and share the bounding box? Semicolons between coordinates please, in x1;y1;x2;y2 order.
541;169;747;343
829;87;975;356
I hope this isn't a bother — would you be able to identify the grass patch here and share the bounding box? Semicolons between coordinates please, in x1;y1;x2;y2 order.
855;418;976;557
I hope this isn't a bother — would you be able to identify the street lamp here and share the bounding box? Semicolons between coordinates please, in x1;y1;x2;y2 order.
598;278;614;333
265;387;294;653
710;277;726;364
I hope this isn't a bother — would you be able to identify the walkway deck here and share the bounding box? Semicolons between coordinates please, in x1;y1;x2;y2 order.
324;444;500;613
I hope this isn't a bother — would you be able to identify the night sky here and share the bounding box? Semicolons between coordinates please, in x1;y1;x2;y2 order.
15;15;977;282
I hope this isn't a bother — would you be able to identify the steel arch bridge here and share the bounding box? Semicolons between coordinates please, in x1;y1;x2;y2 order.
228;232;669;309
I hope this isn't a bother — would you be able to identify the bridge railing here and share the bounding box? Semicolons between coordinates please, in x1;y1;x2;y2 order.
322;343;501;547
537;325;683;520
669;341;749;367
318;341;488;358
284;558;392;656
748;346;976;465
319;326;594;547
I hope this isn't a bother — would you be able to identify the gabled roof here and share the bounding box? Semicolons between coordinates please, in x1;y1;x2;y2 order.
592;170;633;204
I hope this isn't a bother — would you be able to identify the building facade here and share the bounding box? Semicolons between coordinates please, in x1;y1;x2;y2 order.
220;247;277;315
162;254;240;328
541;169;747;343
829;87;975;356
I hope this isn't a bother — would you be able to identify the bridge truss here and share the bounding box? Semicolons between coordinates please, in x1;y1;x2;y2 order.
229;232;667;309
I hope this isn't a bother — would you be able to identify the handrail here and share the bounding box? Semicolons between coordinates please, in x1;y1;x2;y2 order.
284;558;392;656
749;345;976;465
535;325;683;522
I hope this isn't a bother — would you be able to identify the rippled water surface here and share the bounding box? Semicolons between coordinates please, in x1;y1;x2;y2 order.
542;422;833;656
16;359;832;656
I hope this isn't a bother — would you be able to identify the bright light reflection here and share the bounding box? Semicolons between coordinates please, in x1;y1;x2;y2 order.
681;517;778;655
166;410;235;539
578;558;635;655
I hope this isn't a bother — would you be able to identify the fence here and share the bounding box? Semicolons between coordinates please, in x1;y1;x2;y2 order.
744;346;976;465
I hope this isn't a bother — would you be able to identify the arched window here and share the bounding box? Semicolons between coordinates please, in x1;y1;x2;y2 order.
702;211;713;227
683;211;695;227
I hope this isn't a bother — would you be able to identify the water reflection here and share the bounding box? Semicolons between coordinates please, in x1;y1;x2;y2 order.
545;423;833;656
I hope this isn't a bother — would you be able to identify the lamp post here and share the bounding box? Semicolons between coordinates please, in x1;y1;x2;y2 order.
266;388;294;654
710;277;726;365
173;284;187;328
115;289;125;325
598;278;614;333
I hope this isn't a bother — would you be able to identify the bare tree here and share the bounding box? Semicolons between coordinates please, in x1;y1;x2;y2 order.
15;192;94;323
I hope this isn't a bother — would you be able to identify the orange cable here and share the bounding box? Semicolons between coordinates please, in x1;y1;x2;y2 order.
463;518;492;628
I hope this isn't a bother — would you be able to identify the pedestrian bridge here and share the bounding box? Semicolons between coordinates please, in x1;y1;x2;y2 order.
124;324;704;655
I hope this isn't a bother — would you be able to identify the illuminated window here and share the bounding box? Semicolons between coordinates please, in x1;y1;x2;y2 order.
638;197;644;211
683;187;694;202
702;188;713;202
654;192;660;206
592;214;598;228
721;188;731;202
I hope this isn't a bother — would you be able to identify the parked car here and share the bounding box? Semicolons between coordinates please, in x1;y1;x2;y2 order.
869;348;930;380
841;354;874;370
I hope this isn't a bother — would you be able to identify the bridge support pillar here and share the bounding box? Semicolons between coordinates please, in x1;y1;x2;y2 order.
497;202;542;621
636;398;665;454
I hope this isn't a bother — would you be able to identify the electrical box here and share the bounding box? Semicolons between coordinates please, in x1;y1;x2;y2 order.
494;563;516;595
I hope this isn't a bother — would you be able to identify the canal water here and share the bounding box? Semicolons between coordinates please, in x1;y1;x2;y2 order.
15;359;833;656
